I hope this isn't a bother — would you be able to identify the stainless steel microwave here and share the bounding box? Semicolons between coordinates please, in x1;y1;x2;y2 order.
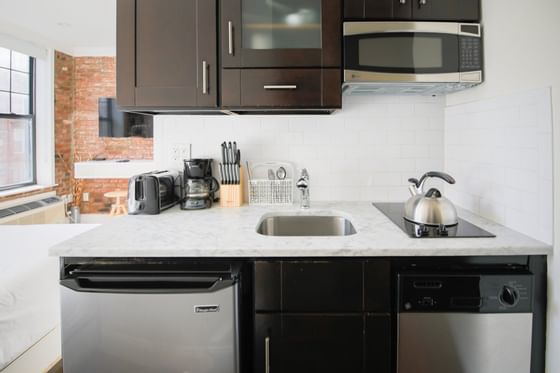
343;22;483;95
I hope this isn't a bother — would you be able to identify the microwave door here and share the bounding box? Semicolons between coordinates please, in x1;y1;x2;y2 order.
344;32;460;82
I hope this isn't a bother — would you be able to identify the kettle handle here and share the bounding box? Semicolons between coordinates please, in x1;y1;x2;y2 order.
410;171;455;190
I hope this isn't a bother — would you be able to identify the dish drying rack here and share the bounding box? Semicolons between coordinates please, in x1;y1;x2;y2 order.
248;161;294;205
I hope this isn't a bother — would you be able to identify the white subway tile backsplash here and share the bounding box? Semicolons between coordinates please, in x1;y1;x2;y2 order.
153;88;552;245
154;95;445;203
445;87;553;244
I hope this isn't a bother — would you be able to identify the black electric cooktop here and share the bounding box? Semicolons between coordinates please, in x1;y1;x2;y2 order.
373;203;495;238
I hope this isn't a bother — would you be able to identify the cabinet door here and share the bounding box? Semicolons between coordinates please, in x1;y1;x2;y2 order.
254;261;363;312
365;0;412;19
117;0;217;108
412;0;479;21
458;0;480;21
365;260;392;312
412;0;459;21
255;314;364;373
221;0;341;68
365;315;392;373
345;0;412;20
344;0;365;19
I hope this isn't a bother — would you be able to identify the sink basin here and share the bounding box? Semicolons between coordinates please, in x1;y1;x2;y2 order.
256;215;357;237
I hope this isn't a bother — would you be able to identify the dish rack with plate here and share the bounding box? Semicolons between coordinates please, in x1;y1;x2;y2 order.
248;162;294;205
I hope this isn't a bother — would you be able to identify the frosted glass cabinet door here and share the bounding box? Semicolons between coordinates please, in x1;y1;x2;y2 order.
242;0;321;50
221;0;341;68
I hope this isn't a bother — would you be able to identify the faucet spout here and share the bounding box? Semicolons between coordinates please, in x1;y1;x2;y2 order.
296;169;310;209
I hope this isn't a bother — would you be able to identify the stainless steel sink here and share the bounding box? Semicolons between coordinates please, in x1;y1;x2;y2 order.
256;215;357;237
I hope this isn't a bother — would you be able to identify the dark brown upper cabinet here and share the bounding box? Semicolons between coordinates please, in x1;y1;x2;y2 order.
117;0;217;110
220;0;342;69
344;0;480;22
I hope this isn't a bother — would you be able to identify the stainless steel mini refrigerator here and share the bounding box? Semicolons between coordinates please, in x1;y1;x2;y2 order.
60;259;240;373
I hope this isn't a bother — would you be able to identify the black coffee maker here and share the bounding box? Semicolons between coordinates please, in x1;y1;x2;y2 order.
181;159;220;210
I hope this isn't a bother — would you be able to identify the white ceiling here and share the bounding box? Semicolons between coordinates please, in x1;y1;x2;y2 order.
0;0;116;56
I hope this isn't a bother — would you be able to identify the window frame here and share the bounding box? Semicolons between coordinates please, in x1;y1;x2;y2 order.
0;54;36;191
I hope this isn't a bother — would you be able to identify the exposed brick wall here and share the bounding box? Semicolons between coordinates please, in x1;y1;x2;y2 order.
54;51;75;198
50;54;152;213
80;179;129;214
74;57;153;161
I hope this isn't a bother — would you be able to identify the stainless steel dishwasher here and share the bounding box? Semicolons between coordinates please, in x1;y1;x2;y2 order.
60;259;241;373
397;272;534;373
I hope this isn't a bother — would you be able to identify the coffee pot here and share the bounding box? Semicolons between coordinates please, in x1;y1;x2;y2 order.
181;159;219;210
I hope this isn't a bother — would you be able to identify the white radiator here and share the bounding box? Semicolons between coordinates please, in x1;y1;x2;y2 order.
0;194;66;225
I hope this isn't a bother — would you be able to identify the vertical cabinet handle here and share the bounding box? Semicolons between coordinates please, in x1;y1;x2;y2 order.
228;21;234;55
265;336;270;373
202;60;208;95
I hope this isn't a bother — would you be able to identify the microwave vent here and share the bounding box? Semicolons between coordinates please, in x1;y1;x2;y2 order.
342;82;480;96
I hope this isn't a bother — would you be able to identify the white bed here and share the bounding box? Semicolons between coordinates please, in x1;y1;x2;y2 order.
0;225;98;371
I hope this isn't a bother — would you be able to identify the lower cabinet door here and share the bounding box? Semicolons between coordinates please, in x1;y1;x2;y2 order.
365;315;392;373
254;314;364;373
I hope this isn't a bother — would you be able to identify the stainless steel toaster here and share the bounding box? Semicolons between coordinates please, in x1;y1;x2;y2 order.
128;170;180;215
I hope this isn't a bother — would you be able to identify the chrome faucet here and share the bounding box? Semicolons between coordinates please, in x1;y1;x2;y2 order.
296;168;310;209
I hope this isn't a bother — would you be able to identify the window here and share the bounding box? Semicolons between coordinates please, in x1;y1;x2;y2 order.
0;47;35;190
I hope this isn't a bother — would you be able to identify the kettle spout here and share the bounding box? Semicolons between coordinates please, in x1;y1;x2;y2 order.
408;184;421;196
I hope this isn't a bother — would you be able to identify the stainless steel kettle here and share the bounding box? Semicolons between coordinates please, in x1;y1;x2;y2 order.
404;171;458;226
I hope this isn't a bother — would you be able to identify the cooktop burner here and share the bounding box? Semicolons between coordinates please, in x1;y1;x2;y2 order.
373;202;495;238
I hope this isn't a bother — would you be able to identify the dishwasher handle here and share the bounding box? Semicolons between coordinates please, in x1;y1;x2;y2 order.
60;275;235;294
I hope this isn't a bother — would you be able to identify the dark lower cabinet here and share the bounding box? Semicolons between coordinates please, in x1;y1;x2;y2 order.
365;315;392;373
344;0;480;21
254;260;391;312
255;314;364;373
117;0;217;109
253;260;392;373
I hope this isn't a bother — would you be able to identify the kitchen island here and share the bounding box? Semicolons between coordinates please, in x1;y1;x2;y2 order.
50;202;550;373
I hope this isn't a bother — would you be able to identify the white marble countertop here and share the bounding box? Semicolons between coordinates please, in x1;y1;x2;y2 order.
48;202;552;257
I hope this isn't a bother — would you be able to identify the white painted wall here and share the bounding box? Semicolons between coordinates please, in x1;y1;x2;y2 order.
446;1;560;370
154;95;446;202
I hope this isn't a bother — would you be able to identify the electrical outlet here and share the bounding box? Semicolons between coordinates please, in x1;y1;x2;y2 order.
180;147;190;161
170;144;188;162
83;192;90;202
170;146;181;162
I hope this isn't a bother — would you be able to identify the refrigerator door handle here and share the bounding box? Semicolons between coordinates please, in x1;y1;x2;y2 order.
60;275;235;294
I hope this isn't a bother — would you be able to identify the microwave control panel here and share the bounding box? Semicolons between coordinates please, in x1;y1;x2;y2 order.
459;37;482;71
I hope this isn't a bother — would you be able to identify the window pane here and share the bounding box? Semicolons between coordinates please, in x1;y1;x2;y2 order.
11;71;30;94
0;48;9;68
11;51;30;72
11;93;29;115
0;68;9;91
0;118;33;188
0;91;9;113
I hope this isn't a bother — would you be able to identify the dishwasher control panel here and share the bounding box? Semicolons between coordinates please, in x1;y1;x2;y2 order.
398;273;533;313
